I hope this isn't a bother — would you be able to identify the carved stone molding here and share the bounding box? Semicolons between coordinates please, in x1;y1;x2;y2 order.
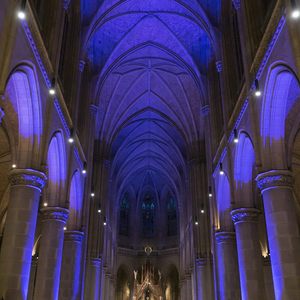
0;107;4;124
89;257;101;267
79;60;86;73
64;230;84;242
8;169;47;191
89;104;98;116
215;231;236;244
201;105;210;117
216;60;222;73
256;170;293;192
231;208;260;224
63;0;71;10
232;0;241;10
196;257;207;267
41;207;69;223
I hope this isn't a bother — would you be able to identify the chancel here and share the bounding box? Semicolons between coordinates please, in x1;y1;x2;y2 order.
0;0;300;300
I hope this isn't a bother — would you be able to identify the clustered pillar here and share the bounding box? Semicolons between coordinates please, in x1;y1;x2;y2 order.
59;230;84;300
256;170;300;300
0;169;46;300
33;207;69;300
231;208;266;300
84;257;102;299
215;231;241;300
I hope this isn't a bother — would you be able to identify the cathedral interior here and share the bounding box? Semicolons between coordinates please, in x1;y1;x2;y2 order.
0;0;300;299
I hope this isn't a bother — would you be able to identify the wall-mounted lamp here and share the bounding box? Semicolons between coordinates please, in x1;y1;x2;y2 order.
219;163;224;176
291;0;300;19
82;162;87;175
17;0;26;20
233;128;239;144
49;78;56;95
68;128;74;144
208;186;213;198
254;79;261;97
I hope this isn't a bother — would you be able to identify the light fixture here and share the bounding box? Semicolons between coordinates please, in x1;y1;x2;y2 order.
233;128;239;143
17;0;26;20
91;192;95;197
12;164;17;169
208;186;213;198
63;226;67;231
254;79;261;97
98;208;102;214
219;163;224;175
49;78;56;95
194;216;199;226
43;202;48;207
291;0;300;19
82;162;87;175
68;128;74;144
200;204;205;214
103;217;107;226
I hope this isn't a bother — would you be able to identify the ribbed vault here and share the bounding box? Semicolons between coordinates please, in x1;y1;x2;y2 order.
83;0;217;225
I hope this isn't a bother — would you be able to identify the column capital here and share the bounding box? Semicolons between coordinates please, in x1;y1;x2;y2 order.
256;170;293;192
41;207;69;223
231;208;260;224
215;231;236;244
196;257;207;267
8;169;47;191
0;107;4;124
64;230;84;242
89;257;101;267
216;60;223;73
232;0;241;10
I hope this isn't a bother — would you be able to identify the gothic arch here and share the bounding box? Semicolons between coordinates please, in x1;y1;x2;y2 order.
46;132;67;206
67;170;84;230
234;132;255;207
3;64;42;168
261;63;300;169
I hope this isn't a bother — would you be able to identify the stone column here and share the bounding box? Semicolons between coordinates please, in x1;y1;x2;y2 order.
256;170;300;300
0;107;4;124
59;231;84;300
196;258;214;300
33;207;69;300
215;231;241;300
84;258;101;300
231;208;266;300
263;257;275;300
0;169;46;300
27;256;38;300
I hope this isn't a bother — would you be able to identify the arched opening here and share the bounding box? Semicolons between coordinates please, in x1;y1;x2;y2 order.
68;170;83;230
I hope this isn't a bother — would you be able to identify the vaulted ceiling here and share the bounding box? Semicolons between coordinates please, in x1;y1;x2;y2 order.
82;0;220;203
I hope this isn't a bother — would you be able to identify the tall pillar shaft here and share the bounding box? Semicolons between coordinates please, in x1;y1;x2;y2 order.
0;169;46;300
256;170;300;300
231;208;266;300
84;258;101;300
196;258;214;300
59;231;84;300
215;231;241;300
33;207;69;300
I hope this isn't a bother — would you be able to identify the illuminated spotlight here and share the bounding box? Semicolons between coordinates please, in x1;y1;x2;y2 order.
194;217;199;226
82;162;87;175
63;226;67;231
208;186;213;198
254;79;261;97
201;205;205;214
219;163;224;176
98;208;102;214
12;164;17;169
68;128;74;144
91;192;95;197
103;217;107;226
43;202;48;207
233;128;239;144
49;78;56;95
17;10;26;20
291;0;300;18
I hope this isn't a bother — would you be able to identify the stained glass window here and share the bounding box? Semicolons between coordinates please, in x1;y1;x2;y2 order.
142;194;155;237
119;193;130;236
167;197;177;236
